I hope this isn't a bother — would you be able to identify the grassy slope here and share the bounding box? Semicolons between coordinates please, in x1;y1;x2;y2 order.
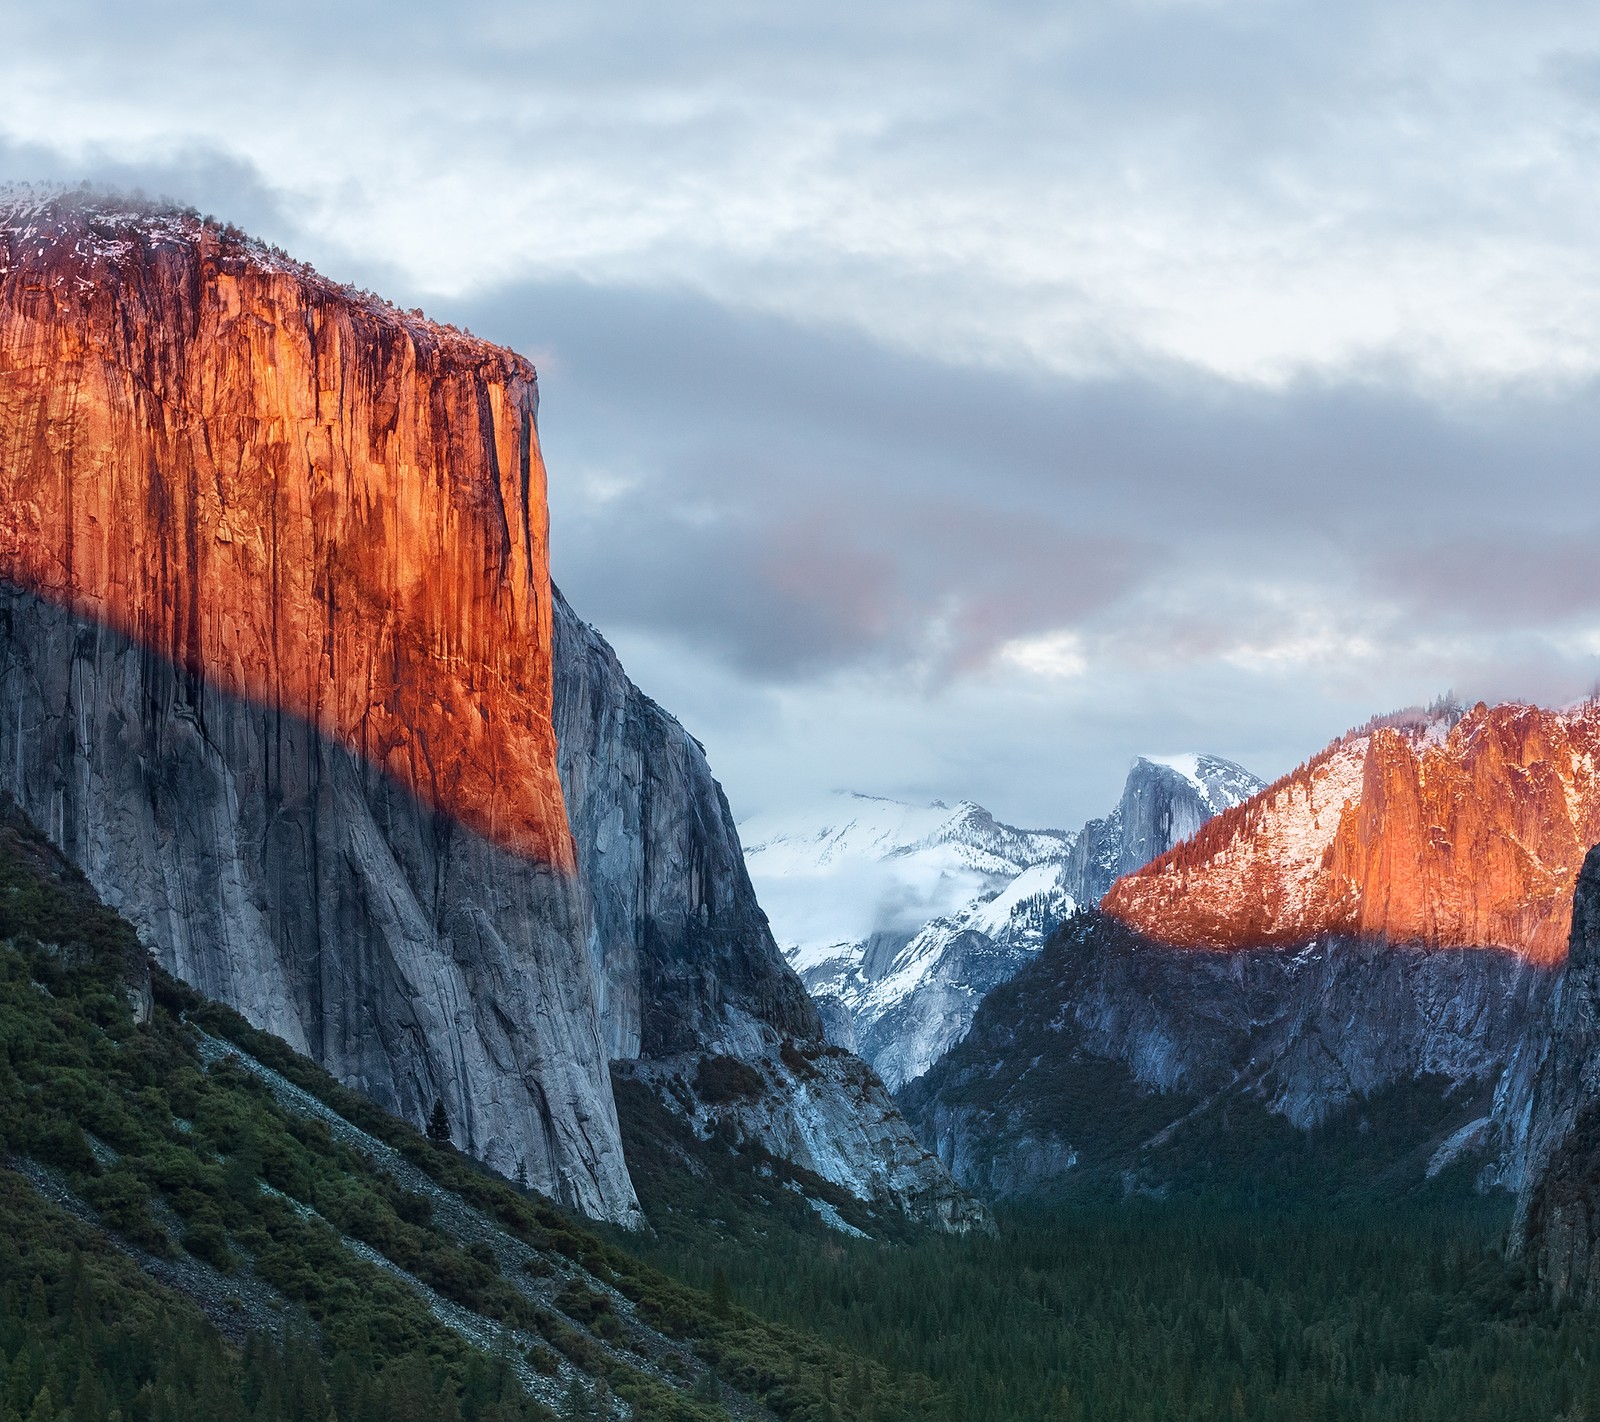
0;797;937;1422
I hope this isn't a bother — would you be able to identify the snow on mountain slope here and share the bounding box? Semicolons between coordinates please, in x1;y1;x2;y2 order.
742;756;1261;1090
741;795;1077;1089
1067;754;1268;907
1106;700;1600;964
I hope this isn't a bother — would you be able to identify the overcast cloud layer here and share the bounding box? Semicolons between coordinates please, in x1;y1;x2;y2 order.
5;0;1600;827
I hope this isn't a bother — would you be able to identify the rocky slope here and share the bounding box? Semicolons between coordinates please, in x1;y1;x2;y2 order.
0;191;973;1234
1517;846;1600;1303
901;910;1551;1199
554;594;981;1230
1106;701;1600;965
744;756;1260;1091
905;700;1600;1200
0;797;929;1420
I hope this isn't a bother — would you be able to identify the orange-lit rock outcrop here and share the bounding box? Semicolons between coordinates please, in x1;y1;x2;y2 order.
1103;702;1600;964
0;197;574;869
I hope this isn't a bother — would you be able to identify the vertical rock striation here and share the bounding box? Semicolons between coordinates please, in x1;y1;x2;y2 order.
553;590;985;1230
1517;847;1600;1302
0;191;974;1233
0;193;573;867
0;192;637;1223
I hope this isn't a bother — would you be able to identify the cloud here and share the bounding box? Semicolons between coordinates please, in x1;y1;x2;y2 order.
8;1;1600;382
8;1;1600;824
434;277;1600;694
0;133;300;254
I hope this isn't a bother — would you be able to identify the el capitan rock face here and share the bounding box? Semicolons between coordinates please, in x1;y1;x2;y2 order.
1104;702;1600;966
0;193;572;868
0;192;976;1233
0;192;634;1220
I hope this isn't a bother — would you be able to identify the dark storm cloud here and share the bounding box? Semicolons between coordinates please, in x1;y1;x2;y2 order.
438;278;1600;682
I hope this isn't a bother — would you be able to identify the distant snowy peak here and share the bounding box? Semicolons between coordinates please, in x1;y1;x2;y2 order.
1142;753;1264;818
742;756;1259;1091
742;790;1081;1089
1068;753;1266;907
742;793;1071;874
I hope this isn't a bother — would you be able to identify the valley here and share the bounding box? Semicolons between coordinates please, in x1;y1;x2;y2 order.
3;190;1600;1421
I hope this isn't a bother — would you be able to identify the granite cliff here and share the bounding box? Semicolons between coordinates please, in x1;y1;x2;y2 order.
901;910;1550;1198
0;191;972;1232
554;592;981;1229
1066;754;1263;909
905;701;1595;1200
1516;847;1600;1303
1105;701;1600;965
0;193;632;1220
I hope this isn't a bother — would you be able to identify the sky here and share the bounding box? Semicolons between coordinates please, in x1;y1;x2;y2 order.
5;0;1600;830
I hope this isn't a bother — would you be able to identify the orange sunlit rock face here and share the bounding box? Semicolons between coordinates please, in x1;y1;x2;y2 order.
1103;702;1600;965
0;198;575;871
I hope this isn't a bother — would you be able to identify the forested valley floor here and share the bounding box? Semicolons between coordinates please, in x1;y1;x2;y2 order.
622;1106;1600;1422
2;777;1599;1422
630;1195;1600;1422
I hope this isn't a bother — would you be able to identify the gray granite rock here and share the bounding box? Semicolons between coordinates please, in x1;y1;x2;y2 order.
0;585;641;1225
901;910;1553;1198
553;588;982;1229
0;572;978;1233
1515;845;1600;1298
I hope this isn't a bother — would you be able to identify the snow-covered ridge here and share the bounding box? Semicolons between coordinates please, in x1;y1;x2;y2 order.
743;754;1261;1091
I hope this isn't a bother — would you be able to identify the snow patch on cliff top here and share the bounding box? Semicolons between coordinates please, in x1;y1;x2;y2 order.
1146;753;1201;784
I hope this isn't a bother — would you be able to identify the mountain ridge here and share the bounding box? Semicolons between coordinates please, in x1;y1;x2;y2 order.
1106;699;1600;964
744;755;1261;1090
904;697;1600;1202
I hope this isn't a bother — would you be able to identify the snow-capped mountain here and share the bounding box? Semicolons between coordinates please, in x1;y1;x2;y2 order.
741;795;1077;1090
1068;753;1268;906
742;754;1262;1091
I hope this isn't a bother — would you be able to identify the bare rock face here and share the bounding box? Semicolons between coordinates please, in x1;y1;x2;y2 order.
1105;702;1600;966
901;910;1551;1199
0;585;639;1221
1516;846;1600;1302
1066;755;1263;908
552;586;821;1061
0;192;975;1234
553;589;985;1231
906;701;1595;1201
0;194;574;869
0;193;636;1220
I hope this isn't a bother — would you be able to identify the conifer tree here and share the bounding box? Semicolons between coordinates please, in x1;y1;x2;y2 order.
427;1098;451;1144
